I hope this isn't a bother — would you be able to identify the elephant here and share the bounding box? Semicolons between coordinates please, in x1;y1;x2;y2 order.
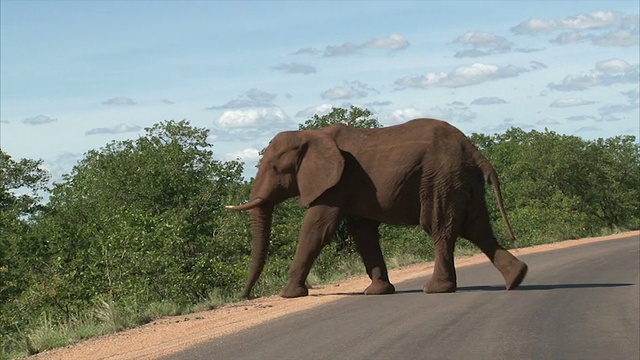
227;118;528;299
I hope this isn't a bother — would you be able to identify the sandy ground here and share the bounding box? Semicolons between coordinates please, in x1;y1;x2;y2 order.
31;231;638;360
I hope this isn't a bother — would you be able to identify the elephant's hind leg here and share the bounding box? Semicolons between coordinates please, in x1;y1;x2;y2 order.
423;231;458;293
462;205;528;290
420;187;460;293
347;217;395;295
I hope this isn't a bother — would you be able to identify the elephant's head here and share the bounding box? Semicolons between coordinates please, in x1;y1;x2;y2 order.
226;130;344;298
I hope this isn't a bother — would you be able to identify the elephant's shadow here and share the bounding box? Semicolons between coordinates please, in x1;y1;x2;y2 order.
457;282;634;291
310;282;634;296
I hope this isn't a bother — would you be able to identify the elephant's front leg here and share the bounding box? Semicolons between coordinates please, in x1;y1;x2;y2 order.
347;217;395;295
280;205;341;298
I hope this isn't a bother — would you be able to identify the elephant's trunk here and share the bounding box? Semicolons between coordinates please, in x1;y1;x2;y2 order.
241;203;274;298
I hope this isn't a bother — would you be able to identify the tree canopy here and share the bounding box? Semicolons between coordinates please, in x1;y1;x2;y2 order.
298;106;381;130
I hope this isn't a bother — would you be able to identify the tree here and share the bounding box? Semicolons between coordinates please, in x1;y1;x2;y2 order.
0;150;49;218
0;150;50;337
470;128;639;242
583;135;639;227
25;121;248;317
298;106;381;130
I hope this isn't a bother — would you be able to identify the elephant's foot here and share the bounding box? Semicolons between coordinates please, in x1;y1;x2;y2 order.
503;260;528;290
280;284;309;298
423;277;457;294
364;280;396;295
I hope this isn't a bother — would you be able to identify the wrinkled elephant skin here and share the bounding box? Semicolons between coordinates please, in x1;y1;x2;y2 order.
227;118;528;299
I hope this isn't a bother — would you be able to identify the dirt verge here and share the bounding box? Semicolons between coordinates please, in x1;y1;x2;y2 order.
32;231;638;360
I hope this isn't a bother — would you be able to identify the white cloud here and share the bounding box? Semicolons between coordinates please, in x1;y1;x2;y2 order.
295;34;410;57
292;47;320;56
23;115;57;125
226;148;261;162
384;106;430;124
590;27;640;47
453;31;512;58
161;99;175;104
224;147;263;178
471;97;508;105
85;124;141;135
207;99;263;110
295;104;336;118
383;105;476;125
247;89;276;103
551;31;586;45
207;89;277;110
457;110;477;123
567;115;597;122
448;101;467;108
597;58;633;73
548;59;639;91
549;98;596;107
536;118;560;125
216;107;290;128
529;61;548;70
102;97;136;106
321;81;379;100
623;87;639;106
367;100;393;108
210;126;285;142
576;126;604;133
47;152;83;182
514;11;639;49
363;34;410;51
553;27;640;47
481;120;533;133
512;11;638;34
455;31;512;49
395;63;528;89
454;49;491;58
598;104;637;117
324;42;359;57
272;62;317;74
515;47;546;53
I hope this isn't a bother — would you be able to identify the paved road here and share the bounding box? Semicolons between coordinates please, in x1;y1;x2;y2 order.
165;235;639;360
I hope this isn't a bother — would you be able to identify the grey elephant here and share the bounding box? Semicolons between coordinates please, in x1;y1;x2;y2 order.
227;118;528;298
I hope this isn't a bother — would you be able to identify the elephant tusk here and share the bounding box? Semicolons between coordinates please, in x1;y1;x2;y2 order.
225;197;265;211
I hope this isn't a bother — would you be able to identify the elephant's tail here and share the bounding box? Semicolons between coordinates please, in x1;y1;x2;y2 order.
475;154;516;244
485;169;516;243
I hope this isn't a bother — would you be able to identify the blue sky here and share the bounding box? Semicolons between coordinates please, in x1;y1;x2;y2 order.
1;1;639;181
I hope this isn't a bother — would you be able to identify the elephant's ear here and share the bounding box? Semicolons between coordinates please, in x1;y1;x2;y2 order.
297;133;344;207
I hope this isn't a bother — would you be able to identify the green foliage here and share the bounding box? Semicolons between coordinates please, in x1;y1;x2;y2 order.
1;121;250;355
43;121;247;304
471;128;639;242
0;151;51;346
298;106;381;130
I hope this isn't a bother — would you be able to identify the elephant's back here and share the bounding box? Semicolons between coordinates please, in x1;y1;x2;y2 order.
333;119;482;224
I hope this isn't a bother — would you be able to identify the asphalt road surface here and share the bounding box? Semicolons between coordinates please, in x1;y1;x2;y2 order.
165;235;639;360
